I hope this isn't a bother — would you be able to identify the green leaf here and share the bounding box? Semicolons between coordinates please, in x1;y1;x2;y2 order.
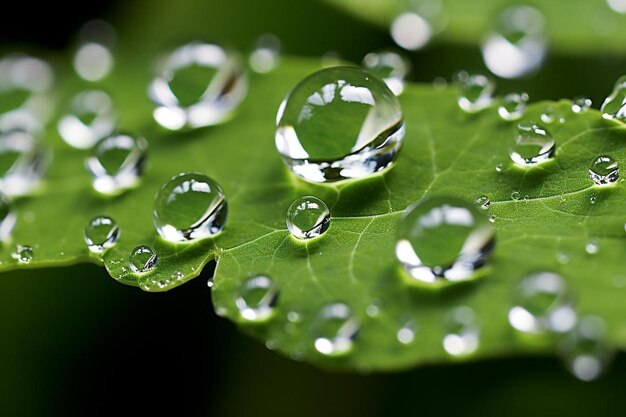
321;0;626;55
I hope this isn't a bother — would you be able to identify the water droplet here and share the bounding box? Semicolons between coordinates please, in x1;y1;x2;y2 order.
74;43;114;82
128;245;157;274
313;303;359;356
559;316;613;381
509;122;555;167
607;0;626;13
498;92;529;121
511;191;521;200
481;6;546;79
275;66;405;183
455;72;495;113
83;215;120;254
557;252;570;264
495;163;503;172
287;311;302;323
286;196;330;240
601;75;626;121
432;76;447;90
362;50;411;96
590;195;597;204
571;96;592;113
235;275;278;321
12;244;32;263
508;272;576;334
396;320;417;344
249;33;281;74
149;42;247;130
390;12;432;51
473;195;491;210
0;193;16;242
366;301;381;317
589;155;619;186
585;240;599;255
153;172;227;242
0;129;48;197
396;196;495;284
57;90;116;149
443;306;480;356
540;106;555;124
85;133;147;196
488;215;496;223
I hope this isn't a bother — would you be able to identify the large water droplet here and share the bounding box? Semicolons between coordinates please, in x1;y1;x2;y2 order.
153;172;227;242
275;66;405;183
509;122;555;167
396;196;495;284
149;42;247;130
559;315;613;381
235;275;279;321
481;6;546;79
508;272;576;334
286;196;330;240
128;245;158;274
589;155;619;186
313;303;359;356
57;90;116;149
249;33;281;74
455;72;495;113
498;92;529;121
443;306;480;356
0;193;15;242
0;129;48;197
85;133;147;195
12;244;33;263
84;215;120;254
571;96;592;113
601;75;626;121
362;50;411;96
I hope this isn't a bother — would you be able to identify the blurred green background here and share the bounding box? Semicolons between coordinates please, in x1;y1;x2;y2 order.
1;0;626;415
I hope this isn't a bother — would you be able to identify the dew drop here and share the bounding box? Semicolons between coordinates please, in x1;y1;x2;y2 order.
74;43;114;82
540;106;555;124
498;92;529;121
235;275;279;321
443;306;480;356
128;245;157;274
559;316;613;381
366;301;381;317
488;215;496;223
572;96;592;113
509;122;555;167
511;190;521;200
313;303;359;356
396;320;417;344
249;33;281;74
0;193;16;242
286;196;330;240
557;252;570;265
287;311;302;323
154;172;227;242
432;76;447;91
84;215;120;254
275;66;405;183
508;272;576;334
0;129;48;197
590;195;597;204
85;133;147;196
390;12;432;51
585;240;599;255
589;155;619;186
455;72;495;113
474;195;491;210
362;50;411;96
57;90;116;149
601;75;626;121
149;42;247;130
396;196;495;284
495;163;503;172
12;244;33;263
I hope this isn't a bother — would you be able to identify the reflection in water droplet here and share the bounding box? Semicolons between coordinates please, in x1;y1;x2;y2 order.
474;195;490;210
0;193;15;242
154;172;227;242
12;244;33;263
275;66;405;183
390;12;432;51
396;196;495;284
481;6;546;79
149;42;247;130
589;155;619;186
498;92;529;121
84;215;120;254
313;303;359;356
571;96;592;113
129;245;157;274
509;272;576;334
362;50;411;96
601;75;626;121
57;90;116;149
235;275;279;321
509;122;555;167
85;133;147;195
249;33;281;74
455;72;495;113
0;129;48;197
443;306;480;356
286;196;330;240
559;315;613;381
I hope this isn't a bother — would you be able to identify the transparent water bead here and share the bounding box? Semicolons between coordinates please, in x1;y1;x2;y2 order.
508;272;576;334
601;75;626;121
509;123;555;167
57;90;116;149
559;316;613;381
313;303;360;356
498;92;529;121
0;193;15;242
128;245;157;274
474;195;490;210
362;50;411;96
481;5;546;79
443;306;480;356
85;133;147;195
395;196;495;284
572;96;592;113
249;33;281;74
235;275;279;321
12;244;33;263
286;196;330;240
455;72;495;113
589;155;619;186
275;66;405;183
148;42;247;130
83;215;120;254
0;129;48;197
154;172;227;243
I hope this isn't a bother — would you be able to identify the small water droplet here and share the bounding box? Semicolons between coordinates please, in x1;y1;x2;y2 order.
235;275;279;321
571;96;592;113
443;306;480;356
396;319;417;344
559;315;613;381
390;12;432;51
585;240;599;255
432;76;447;90
85;133;147;196
589;155;619;186
83;215;120;254
590;195;597;204
249;33;281;74
149;42;247;130
540;106;556;124
154;172;227;242
362;50;411;96
0;129;48;197
287;311;302;323
396;196;495;284
498;92;529;121
488;215;496;223
511;191;521;200
275;66;405;183
495;163;503;172
366;301;381;317
0;193;16;243
172;271;184;281
12;244;33;263
557;252;570;264
286;196;330;240
509;122;555;167
313;303;359;356
57;90;116;149
474;195;491;210
509;272;576;334
455;72;495;113
601;75;626;121
74;43;114;82
128;245;157;274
